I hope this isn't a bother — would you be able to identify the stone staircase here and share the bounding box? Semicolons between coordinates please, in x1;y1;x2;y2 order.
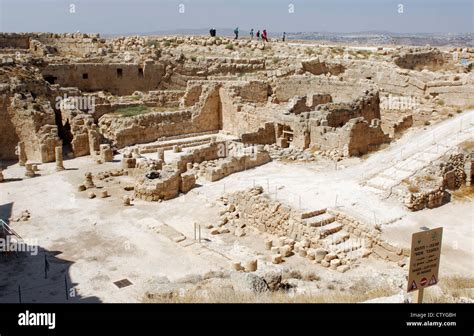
364;119;474;193
137;131;219;154
300;209;363;257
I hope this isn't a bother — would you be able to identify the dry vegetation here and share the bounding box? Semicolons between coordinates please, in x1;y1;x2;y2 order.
142;286;397;303
451;185;474;201
424;276;474;303
142;278;398;303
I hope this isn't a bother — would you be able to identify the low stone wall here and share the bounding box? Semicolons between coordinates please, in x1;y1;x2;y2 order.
220;187;406;266
404;188;446;211
134;168;184;201
204;150;271;182
99;83;221;148
387;114;413;138
241;123;276;145
171;141;225;174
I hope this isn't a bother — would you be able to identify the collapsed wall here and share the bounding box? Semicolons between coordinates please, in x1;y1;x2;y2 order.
310;118;390;156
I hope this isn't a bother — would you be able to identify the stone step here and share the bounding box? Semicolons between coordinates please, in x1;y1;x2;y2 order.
305;212;336;227
365;176;394;191
333;236;362;253
319;221;343;238
319;230;350;249
138;132;218;153
300;208;327;220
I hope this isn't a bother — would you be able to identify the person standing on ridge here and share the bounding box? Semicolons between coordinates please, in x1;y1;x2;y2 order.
262;29;268;43
234;27;239;40
250;28;254;39
282;32;286;42
256;30;260;40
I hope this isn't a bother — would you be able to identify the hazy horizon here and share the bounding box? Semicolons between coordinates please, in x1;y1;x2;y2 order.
1;0;473;34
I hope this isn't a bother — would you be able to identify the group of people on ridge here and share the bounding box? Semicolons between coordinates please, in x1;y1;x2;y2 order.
249;28;269;42
209;27;286;43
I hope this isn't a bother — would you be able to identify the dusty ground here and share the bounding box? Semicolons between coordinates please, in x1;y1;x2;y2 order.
0;110;472;303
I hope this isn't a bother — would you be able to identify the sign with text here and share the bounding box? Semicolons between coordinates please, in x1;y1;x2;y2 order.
407;227;443;292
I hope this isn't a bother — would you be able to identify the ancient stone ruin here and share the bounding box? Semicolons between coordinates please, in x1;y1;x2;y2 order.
1;32;473;304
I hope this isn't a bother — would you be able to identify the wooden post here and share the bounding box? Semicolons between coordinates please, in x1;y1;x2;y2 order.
193;223;196;241
414;288;424;303
198;225;201;243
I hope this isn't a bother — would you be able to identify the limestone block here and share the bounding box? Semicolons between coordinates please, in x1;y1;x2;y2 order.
325;252;337;262
180;172;196;193
100;144;114;162
272;254;282;264
24;163;36;178
264;239;273;250
330;259;341;269
123;196;131;206
279;245;293;257
314;248;328;262
232;262;242;271
244;259;258;272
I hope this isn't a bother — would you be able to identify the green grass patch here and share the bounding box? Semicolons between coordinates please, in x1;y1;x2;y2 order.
114;105;151;117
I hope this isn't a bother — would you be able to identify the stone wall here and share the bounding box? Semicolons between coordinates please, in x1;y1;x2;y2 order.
6;94;61;163
204;150;271;182
42;62;165;96
394;48;451;71
0;94;20;160
220;187;407;265
309;118;389;156
386;114;413;138
0;33;30;49
98;83;221;148
241;123;276;145
171;141;225;174
301;58;346;76
273;76;373;103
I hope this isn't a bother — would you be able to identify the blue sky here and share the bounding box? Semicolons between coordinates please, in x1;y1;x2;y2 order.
1;0;473;34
